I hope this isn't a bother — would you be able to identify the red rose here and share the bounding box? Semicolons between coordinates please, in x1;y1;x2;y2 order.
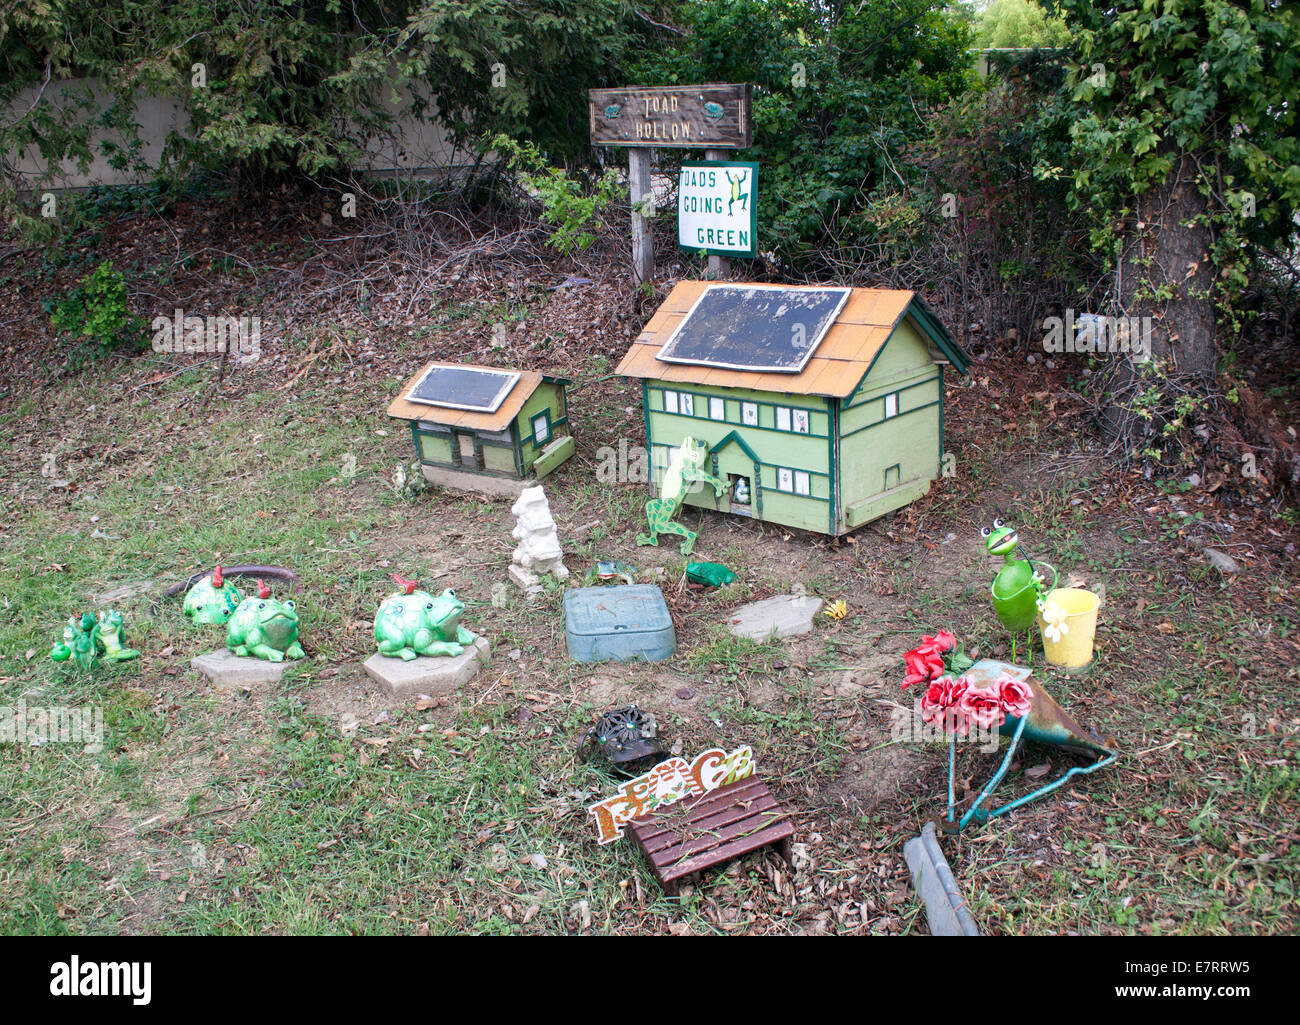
929;630;957;654
996;674;1033;719
903;648;933;688
959;685;1006;731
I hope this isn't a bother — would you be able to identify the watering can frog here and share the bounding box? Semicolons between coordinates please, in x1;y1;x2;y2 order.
983;519;1056;665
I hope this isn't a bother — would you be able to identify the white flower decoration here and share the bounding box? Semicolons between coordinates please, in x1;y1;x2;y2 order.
1040;602;1069;644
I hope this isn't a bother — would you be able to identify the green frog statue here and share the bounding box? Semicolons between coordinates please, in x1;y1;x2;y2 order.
374;574;479;661
50;610;139;670
226;580;305;662
183;565;245;625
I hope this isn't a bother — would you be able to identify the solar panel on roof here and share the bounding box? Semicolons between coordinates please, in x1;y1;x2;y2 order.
656;284;851;373
405;365;521;412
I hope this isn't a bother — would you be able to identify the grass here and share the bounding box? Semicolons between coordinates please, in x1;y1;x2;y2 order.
1;255;1297;935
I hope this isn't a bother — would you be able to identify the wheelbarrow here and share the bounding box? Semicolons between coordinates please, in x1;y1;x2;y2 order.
942;659;1117;831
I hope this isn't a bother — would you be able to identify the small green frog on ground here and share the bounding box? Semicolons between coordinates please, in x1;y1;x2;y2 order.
374;574;478;661
226;580;304;662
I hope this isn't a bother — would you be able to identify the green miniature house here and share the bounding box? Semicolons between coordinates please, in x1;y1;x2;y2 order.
616;282;969;535
387;361;574;495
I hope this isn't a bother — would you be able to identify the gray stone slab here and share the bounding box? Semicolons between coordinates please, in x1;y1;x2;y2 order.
191;648;287;690
363;636;490;699
420;463;528;498
725;594;824;641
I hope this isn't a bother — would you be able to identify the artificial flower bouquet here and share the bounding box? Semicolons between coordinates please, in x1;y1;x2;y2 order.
902;630;1034;736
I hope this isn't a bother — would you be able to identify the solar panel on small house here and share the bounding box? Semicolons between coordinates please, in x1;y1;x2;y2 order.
656;284;851;373
405;365;521;413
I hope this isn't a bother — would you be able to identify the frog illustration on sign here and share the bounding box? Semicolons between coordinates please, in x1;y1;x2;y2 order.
637;436;727;555
703;101;725;123
374;574;478;661
724;169;748;216
605;103;622;120
226;580;304;662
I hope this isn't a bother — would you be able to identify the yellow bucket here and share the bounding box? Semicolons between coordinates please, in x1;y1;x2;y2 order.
1037;588;1100;668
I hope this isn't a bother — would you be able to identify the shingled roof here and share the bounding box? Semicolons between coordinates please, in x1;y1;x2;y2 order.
616;281;967;397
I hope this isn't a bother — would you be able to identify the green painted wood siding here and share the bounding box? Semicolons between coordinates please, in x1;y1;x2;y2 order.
837;320;942;529
645;380;833;534
515;381;568;473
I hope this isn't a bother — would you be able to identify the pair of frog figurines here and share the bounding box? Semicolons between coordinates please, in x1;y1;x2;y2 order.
50;610;139;670
184;567;304;663
182;567;478;664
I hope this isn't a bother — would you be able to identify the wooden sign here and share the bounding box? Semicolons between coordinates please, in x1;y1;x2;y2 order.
588;83;752;149
587;745;755;844
678;160;758;257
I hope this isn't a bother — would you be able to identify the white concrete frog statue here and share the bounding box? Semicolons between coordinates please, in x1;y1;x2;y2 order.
509;485;569;591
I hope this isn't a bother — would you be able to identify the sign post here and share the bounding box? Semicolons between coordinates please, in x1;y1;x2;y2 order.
588;83;752;287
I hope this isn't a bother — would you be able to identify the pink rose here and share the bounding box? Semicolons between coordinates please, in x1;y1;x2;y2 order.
921;675;971;735
996;674;1033;719
959;685;1006;731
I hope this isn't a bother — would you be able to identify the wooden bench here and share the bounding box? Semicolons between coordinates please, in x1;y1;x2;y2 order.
627;776;794;894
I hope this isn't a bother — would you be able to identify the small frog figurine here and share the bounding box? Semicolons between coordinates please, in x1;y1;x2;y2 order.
183;565;245;626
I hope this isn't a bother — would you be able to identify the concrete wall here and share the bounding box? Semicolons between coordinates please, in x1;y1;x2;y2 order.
6;77;477;192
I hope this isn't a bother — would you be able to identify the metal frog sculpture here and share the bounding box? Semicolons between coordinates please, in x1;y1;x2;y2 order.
983;519;1056;664
637;436;727;555
374;574;478;661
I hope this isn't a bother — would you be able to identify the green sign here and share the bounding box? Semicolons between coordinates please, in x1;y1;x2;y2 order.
677;160;757;258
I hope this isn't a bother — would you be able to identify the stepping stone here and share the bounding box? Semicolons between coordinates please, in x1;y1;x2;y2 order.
191;649;288;690
725;594;824;641
363;636;490;699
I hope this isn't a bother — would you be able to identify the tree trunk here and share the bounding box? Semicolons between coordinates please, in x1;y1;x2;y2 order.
1103;146;1217;444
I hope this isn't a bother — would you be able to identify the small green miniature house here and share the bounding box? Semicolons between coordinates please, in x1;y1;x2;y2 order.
616;282;969;535
387;361;574;494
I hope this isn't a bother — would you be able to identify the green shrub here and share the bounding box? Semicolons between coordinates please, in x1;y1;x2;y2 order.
44;260;145;363
493;135;621;256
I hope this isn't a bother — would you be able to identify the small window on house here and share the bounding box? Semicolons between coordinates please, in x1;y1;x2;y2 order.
680;393;695;417
777;468;794;492
775;406;792;432
663;389;679;414
884;393;899;419
794;471;811;496
532;412;551;445
792;409;810;434
709;396;725;421
741;402;758;426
